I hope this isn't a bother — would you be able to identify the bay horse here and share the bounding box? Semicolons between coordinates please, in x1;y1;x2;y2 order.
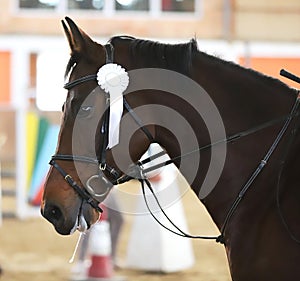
41;17;300;281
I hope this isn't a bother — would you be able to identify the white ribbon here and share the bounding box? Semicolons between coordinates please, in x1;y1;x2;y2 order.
97;63;129;149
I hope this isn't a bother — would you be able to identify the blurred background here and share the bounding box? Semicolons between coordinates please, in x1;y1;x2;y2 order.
0;1;300;280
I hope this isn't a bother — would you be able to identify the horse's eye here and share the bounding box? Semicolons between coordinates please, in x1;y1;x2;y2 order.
78;105;93;118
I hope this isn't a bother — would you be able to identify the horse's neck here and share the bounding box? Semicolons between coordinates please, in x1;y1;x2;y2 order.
190;52;297;227
154;51;297;229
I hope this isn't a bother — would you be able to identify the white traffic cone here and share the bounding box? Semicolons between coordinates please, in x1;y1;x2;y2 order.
125;144;195;272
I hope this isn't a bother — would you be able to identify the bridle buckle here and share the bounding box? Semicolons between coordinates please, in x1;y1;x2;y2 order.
99;163;106;171
64;174;72;181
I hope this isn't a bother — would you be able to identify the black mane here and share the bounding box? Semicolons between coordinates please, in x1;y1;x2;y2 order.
65;35;295;96
110;36;198;75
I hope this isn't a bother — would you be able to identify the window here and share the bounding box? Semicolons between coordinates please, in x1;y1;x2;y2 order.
68;0;104;10
116;0;149;11
162;0;195;13
19;0;59;9
18;0;198;15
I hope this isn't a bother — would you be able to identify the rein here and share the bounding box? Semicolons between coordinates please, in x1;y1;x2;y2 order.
136;70;300;244
126;95;299;244
51;42;300;244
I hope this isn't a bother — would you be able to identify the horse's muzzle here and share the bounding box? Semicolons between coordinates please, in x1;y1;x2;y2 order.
41;202;73;235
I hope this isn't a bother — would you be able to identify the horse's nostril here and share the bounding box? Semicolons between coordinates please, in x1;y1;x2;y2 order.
43;204;63;223
50;206;62;221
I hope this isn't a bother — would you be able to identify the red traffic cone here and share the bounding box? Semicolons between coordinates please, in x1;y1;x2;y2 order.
87;205;113;279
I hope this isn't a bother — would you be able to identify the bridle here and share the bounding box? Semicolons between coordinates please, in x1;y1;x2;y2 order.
50;42;154;213
50;42;300;244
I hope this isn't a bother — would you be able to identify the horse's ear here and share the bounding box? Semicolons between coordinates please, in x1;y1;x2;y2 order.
62;17;96;54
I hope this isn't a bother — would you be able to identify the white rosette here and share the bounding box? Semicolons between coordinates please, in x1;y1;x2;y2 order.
97;63;129;148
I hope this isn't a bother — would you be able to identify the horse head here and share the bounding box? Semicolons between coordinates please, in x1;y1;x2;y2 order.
41;17;152;235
